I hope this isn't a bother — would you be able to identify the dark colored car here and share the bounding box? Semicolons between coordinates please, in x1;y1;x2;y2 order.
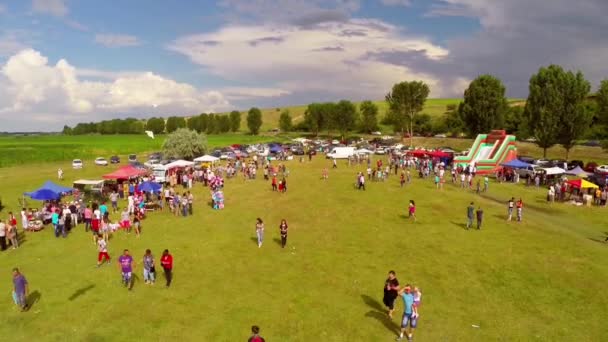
567;160;584;170
518;156;535;164
583;140;601;147
293;148;305;155
110;155;120;164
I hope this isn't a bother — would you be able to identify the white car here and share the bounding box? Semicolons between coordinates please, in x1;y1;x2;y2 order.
375;148;386;155
72;159;83;169
595;165;608;174
371;131;382;136
94;157;108;166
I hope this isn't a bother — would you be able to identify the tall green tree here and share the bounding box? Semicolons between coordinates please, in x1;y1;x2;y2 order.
279;110;293;132
187;116;201;132
146;117;165;134
166;116;186;133
198;113;208;133
218;115;231;133
321;102;338;135
458;75;508;136
247;107;263;135
304;103;325;136
62;125;72;135
444;106;464;137
597;80;608;125
504;106;529;139
162;128;207;160
385;81;430;146
333;100;358;137
229;111;241;132
558;71;591;159
359;101;379;133
525;65;590;158
206;114;217;134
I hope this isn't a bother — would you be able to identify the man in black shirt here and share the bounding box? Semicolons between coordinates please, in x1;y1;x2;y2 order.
383;270;400;318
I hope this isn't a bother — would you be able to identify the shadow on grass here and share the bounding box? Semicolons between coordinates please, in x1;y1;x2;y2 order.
250;237;259;245
588;237;607;244
272;237;282;246
361;295;400;334
27;290;41;310
68;284;95;301
450;221;468;230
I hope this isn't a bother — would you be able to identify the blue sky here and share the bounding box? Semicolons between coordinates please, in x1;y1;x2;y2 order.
0;0;607;131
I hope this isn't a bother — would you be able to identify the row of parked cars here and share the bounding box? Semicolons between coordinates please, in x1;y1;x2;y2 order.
515;156;608;178
71;155;136;169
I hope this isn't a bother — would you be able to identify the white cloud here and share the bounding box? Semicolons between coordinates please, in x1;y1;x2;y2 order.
95;34;141;48
380;0;411;6
0;49;232;131
32;0;68;17
169;19;455;103
0;4;6;13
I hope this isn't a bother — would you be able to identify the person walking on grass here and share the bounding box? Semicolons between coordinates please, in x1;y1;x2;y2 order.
279;219;288;248
118;249;134;291
96;234;110;267
12;268;29;311
383;270;400;318
483;176;489;192
408;200;416;222
476;206;484;230
507;197;515;221
255;218;265;248
466;202;475;229
248;325;266;342
143;249;155;285
110;190;119;213
7;219;18;249
516;198;524;222
396;285;416;341
160;249;173;288
0;220;6;251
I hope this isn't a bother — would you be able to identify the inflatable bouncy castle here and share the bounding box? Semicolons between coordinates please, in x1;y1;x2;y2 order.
453;130;517;175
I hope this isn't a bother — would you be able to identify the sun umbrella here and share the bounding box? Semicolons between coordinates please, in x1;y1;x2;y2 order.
566;179;599;189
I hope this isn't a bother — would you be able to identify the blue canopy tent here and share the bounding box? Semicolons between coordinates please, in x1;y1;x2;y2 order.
139;181;161;193
501;159;531;169
24;180;73;200
27;189;61;201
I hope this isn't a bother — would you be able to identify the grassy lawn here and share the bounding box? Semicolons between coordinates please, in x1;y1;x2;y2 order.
0;153;607;341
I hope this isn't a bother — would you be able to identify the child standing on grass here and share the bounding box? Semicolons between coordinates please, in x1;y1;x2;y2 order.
133;216;141;237
476;206;484;230
97;234;110;267
412;287;422;319
118;249;134;290
408;200;416;222
255;218;265;248
279;219;288;248
516;198;524;222
143;249;155;285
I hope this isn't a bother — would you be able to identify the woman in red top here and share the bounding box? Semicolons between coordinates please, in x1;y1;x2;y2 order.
160;249;173;288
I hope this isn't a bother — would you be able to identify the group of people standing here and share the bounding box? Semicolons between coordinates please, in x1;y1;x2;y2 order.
383;271;422;341
255;218;289;249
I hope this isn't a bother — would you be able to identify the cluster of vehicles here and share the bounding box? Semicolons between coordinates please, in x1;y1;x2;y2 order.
514;156;608;179
71;154;134;168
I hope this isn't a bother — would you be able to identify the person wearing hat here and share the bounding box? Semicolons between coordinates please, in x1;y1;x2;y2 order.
397;285;416;341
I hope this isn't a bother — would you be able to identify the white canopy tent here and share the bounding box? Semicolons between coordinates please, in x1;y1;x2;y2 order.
193;155;220;163
165;160;195;169
542;166;566;176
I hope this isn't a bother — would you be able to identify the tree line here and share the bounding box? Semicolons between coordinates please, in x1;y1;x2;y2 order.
63;109;264;136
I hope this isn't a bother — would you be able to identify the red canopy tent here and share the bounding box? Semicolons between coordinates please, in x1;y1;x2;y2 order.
103;165;148;179
428;150;451;158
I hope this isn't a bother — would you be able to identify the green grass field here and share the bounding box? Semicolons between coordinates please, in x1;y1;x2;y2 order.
0;153;607;341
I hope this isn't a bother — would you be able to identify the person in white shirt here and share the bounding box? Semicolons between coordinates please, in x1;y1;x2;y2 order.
127;195;135;215
20;209;28;231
